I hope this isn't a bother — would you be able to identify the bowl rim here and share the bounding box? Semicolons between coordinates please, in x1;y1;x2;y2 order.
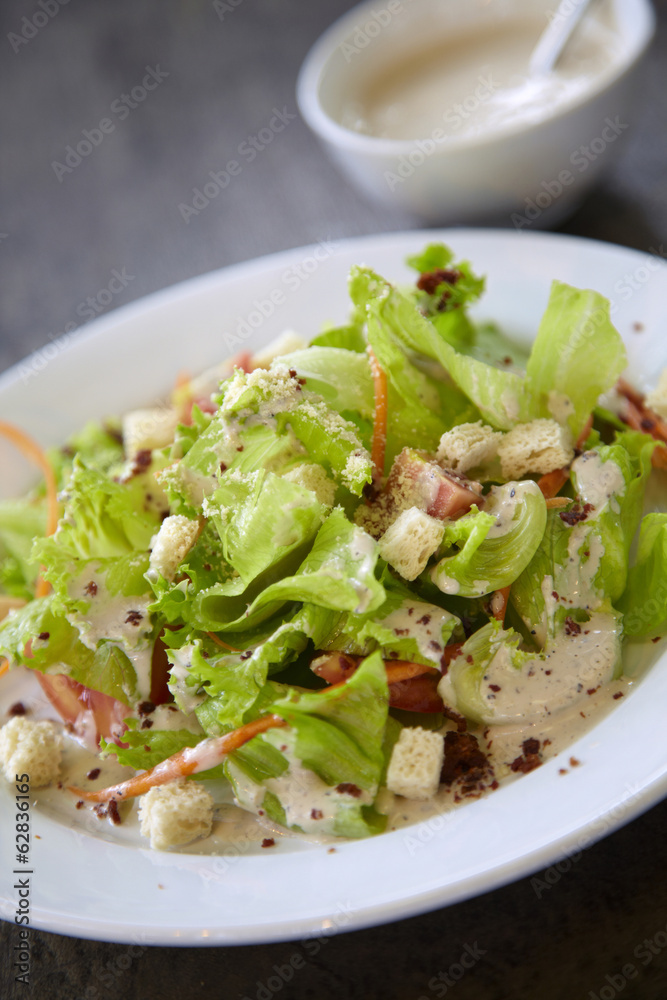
297;0;656;156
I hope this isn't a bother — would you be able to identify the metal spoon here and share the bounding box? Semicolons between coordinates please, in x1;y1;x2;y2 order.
529;0;596;76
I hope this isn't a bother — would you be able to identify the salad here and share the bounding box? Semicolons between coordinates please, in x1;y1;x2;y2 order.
1;242;666;851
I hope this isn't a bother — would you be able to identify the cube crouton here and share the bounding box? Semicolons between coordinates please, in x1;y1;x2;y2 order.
497;419;573;479
378;507;444;581
122;407;178;460
386;727;444;801
437;421;502;474
138;779;214;850
0;716;62;788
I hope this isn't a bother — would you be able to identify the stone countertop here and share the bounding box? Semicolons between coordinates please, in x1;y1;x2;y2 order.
1;1;667;997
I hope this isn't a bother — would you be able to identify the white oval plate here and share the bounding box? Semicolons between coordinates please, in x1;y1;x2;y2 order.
1;230;666;946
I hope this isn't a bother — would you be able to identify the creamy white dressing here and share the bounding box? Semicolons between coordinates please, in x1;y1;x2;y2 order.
548;390;575;424
470;610;622;724
342;10;622;142
382;601;454;664
348;527;377;613
66;572;154;699
485;481;536;537
385;671;635;833
148;703;203;735
573;450;626;509
552;451;626;609
167;644;207;714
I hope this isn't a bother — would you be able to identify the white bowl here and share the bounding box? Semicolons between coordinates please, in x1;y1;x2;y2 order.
297;0;655;225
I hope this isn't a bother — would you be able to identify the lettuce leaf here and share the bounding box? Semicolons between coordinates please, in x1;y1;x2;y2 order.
431;481;547;598
209;508;385;632
511;437;654;643
0;499;46;598
618;513;667;636
523;282;627;440
224;651;389;837
443;610;623;726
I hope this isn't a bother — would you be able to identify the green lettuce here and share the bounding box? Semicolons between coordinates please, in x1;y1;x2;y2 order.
619;513;667;636
431;481;547;598
224;651;389;837
0;499;46;598
511;436;654;644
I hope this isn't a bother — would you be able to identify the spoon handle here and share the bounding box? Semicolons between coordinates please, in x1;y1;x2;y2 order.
528;0;596;76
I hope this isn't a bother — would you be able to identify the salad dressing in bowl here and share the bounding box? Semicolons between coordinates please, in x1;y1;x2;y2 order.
341;10;622;143
297;0;655;222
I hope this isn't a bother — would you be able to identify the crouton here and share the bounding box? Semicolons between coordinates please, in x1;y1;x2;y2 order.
0;716;62;788
378;507;444;581
138;779;214;850
646;369;667;421
386;727;444;800
437;421;503;474
149;515;200;581
122;407;178;460
497;419;573;479
253;330;306;369
281;463;336;506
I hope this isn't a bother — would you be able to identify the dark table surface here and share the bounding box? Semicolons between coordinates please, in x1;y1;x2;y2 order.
2;2;667;998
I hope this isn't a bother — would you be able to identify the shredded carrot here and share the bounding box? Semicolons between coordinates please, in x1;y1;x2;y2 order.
0;658;9;678
490;585;511;625
617;378;644;409
545;496;572;509
537;467;569;500
0;421;58;536
576;414;594;449
616;382;667;469
69;713;286;802
0;421;59;597
205;631;241;653
537;415;593;501
367;347;388;481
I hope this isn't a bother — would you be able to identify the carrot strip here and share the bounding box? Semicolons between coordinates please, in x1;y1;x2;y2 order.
0;658;9;678
69;714;287;803
0;422;58;536
0;421;60;598
368;347;388;480
545;496;572;509
617;378;645;409
576;414;594;449
536;415;593;500
537;467;569;500
205;631;241;653
621;396;667;443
